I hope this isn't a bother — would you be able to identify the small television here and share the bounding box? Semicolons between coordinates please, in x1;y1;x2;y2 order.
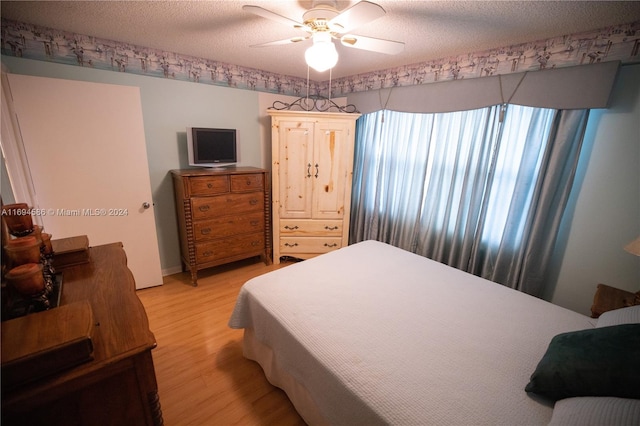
187;127;238;168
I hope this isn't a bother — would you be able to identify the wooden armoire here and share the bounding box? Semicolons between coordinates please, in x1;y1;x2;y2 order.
268;110;361;264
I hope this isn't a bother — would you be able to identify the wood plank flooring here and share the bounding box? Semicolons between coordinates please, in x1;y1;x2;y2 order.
136;257;306;426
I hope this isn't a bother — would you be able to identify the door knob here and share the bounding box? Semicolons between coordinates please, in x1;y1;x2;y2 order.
142;202;151;209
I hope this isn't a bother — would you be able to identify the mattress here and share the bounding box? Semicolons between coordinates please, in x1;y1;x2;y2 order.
229;240;596;425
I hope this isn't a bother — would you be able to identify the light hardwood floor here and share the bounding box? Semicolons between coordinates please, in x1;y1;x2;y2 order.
137;257;306;426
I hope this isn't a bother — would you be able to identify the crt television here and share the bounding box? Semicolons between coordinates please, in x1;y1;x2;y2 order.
187;127;237;168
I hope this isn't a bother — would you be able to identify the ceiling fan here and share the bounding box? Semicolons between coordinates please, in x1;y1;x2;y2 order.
242;1;404;72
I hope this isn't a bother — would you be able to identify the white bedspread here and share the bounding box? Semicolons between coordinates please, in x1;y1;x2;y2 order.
229;240;596;425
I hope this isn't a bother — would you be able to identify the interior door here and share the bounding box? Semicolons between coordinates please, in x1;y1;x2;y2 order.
6;74;162;289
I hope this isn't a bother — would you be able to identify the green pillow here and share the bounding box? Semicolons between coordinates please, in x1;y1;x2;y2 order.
525;324;640;401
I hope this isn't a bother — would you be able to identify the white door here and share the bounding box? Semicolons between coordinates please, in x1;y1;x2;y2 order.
6;74;162;289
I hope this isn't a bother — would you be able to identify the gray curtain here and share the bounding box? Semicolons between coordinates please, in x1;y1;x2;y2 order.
477;109;590;295
350;106;589;297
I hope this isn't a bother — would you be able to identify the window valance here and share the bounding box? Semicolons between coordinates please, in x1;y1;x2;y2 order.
347;61;620;114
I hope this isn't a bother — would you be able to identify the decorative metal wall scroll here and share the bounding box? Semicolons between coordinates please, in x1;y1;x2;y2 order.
269;95;359;113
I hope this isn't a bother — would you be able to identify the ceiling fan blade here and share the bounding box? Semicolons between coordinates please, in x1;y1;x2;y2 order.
242;5;308;32
329;1;386;33
340;34;405;55
250;36;310;48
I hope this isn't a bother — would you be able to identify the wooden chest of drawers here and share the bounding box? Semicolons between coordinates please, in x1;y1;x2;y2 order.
171;167;271;285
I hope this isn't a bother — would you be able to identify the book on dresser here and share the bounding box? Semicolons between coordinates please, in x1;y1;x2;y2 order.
170;167;271;286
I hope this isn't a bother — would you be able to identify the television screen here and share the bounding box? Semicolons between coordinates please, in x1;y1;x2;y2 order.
187;127;237;167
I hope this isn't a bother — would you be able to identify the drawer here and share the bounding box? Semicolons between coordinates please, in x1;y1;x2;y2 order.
279;237;342;254
191;192;263;220
189;176;229;196
193;212;264;241
196;232;265;263
279;220;343;236
230;174;264;192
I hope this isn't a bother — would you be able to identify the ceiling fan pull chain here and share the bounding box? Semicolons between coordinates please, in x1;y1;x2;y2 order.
306;65;310;107
328;67;332;105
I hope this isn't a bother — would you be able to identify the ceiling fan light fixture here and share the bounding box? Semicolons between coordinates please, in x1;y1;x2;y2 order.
305;32;338;72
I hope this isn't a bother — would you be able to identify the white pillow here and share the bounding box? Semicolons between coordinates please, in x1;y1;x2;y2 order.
596;305;640;328
549;397;640;426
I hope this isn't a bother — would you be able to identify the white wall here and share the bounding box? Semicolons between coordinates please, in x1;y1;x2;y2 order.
546;64;640;315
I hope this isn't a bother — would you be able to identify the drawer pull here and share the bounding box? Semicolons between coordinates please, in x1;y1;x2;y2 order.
307;163;311;178
284;243;299;247
284;225;299;230
324;225;339;231
249;199;259;205
200;228;211;235
315;163;319;178
250;220;259;226
324;243;338;248
207;183;213;189
198;205;210;212
246;180;252;185
251;241;260;247
202;250;213;257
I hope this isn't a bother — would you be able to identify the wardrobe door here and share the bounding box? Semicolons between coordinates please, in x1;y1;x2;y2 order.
312;120;354;220
275;119;314;219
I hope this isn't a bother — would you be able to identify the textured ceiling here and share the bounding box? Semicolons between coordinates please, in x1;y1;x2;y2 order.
2;1;640;80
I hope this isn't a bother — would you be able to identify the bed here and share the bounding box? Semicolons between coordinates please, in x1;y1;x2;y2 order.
228;240;640;425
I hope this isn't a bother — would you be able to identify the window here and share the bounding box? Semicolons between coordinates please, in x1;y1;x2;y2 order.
350;104;583;296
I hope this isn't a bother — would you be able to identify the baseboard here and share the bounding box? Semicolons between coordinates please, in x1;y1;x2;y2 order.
162;265;183;276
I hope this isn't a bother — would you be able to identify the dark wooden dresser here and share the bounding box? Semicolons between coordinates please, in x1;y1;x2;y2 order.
1;243;163;426
171;167;271;286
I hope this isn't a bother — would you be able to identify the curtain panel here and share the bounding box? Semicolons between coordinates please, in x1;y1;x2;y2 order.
347;61;619;114
350;106;589;297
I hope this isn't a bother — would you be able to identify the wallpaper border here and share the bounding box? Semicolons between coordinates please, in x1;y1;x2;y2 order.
1;18;639;97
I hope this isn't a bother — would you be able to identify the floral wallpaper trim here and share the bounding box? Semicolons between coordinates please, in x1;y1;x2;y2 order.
2;18;639;98
334;22;640;95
